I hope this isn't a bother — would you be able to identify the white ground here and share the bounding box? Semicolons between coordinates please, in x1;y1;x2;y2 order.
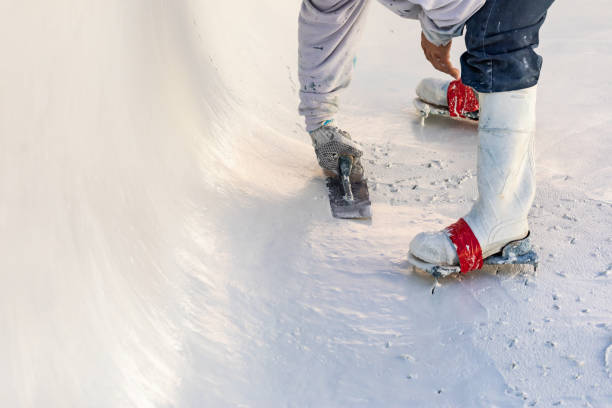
1;1;611;407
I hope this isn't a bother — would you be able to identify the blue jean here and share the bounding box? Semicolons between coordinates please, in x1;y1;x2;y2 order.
461;0;555;93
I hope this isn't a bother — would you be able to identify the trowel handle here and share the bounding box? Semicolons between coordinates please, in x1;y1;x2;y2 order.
339;155;354;202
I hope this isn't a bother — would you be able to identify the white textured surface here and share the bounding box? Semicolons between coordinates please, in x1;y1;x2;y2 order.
0;1;610;407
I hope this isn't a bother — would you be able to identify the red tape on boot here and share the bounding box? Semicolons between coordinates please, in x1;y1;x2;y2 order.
447;80;479;119
445;218;483;273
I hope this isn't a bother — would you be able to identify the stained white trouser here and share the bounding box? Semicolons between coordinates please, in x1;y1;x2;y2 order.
409;86;537;265
298;0;482;131
298;0;371;132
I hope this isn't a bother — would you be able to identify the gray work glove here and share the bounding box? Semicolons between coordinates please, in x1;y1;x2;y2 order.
309;125;364;182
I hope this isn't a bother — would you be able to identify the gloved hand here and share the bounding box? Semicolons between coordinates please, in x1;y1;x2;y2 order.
309;124;364;182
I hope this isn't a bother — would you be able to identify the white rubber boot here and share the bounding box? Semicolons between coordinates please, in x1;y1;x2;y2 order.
409;86;537;267
416;78;450;106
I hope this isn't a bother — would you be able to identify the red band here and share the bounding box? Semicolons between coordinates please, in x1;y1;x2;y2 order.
447;80;479;118
445;218;483;273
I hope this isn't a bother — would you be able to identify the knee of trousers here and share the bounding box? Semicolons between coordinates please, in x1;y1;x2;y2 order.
460;0;554;93
460;46;543;93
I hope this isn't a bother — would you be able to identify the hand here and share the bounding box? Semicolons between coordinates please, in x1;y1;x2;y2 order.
310;125;364;182
420;32;460;79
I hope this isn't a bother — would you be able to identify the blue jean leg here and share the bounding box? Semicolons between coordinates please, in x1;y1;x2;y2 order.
460;0;555;93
